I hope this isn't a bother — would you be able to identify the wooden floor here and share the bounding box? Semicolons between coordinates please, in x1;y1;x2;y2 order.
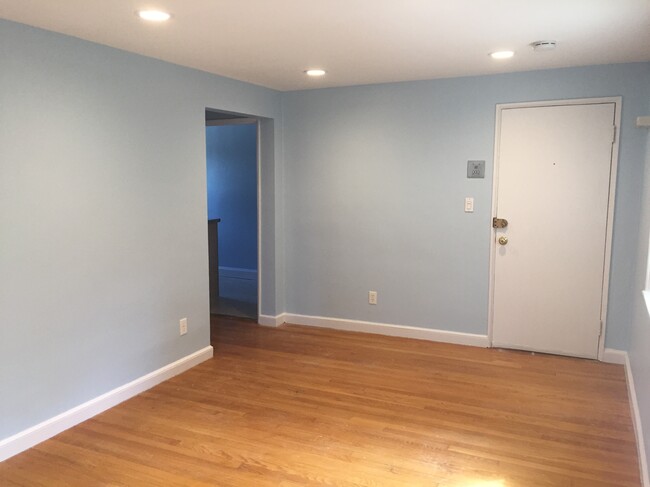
0;316;640;486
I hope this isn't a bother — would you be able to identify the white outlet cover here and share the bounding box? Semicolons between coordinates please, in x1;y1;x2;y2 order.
179;318;188;335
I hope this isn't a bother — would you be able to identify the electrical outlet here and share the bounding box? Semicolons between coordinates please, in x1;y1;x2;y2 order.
179;318;188;336
368;291;378;305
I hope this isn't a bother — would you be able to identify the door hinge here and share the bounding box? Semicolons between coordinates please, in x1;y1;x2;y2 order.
612;125;617;144
599;320;603;337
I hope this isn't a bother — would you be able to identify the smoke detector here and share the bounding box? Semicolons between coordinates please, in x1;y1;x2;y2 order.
530;40;557;51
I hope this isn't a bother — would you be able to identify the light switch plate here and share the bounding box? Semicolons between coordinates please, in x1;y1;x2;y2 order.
467;160;485;178
465;197;474;213
637;116;650;127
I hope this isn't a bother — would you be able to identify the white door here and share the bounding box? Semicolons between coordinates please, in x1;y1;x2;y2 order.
491;101;617;359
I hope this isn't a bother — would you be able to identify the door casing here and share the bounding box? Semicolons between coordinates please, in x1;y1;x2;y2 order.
487;97;622;361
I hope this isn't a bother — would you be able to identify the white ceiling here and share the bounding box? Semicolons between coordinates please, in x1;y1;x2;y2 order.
1;0;649;91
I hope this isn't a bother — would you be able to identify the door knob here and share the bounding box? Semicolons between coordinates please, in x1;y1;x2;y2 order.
498;236;508;245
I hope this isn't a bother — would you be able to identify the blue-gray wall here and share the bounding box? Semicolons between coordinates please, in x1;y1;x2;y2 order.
0;19;283;440
282;63;650;350
206;124;258;270
629;128;650;478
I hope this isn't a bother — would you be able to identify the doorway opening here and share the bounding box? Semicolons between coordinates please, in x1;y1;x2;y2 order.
205;109;259;321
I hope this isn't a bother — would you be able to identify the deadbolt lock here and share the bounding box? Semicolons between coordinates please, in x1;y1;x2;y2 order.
492;217;508;229
498;236;509;245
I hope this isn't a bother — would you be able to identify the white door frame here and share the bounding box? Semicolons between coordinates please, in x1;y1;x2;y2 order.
487;97;621;361
256;120;262;320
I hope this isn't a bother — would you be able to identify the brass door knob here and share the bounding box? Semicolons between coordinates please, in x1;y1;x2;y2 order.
498;236;508;245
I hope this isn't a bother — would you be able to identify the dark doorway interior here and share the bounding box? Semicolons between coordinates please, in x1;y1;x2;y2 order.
205;110;258;320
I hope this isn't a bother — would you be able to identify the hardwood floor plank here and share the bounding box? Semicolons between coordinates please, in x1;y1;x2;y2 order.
0;316;640;486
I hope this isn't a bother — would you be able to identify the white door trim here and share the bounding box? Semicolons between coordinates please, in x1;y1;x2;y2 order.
487;97;621;361
256;120;262;320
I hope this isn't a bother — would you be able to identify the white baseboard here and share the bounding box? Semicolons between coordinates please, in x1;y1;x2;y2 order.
0;345;214;462
622;351;650;487
219;266;257;280
602;348;628;365
283;313;489;347
258;314;285;327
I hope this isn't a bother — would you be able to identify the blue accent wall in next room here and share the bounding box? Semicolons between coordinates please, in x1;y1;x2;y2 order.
206;124;258;271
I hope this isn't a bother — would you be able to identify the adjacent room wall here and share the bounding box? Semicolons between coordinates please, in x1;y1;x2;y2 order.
206;124;258;271
0;19;282;441
282;63;650;349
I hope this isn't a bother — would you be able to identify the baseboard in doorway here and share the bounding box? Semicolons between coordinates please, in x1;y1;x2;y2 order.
0;346;214;462
218;266;257;280
282;313;489;347
258;314;285;327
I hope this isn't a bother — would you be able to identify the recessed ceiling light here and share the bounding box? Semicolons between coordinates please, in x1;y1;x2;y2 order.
137;10;172;22
490;50;515;60
530;40;557;51
305;69;326;77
